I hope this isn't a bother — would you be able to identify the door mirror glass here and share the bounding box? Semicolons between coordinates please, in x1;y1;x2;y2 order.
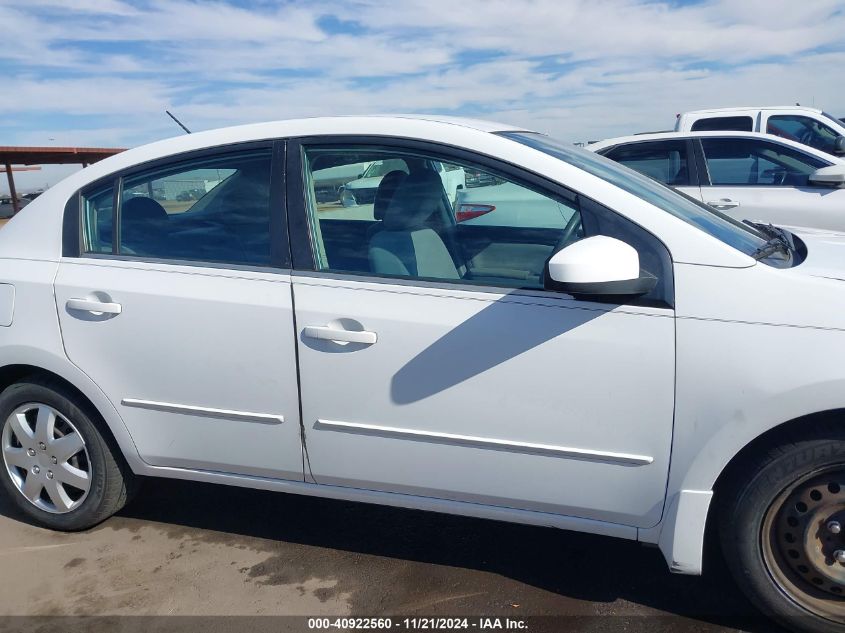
835;137;845;155
809;165;845;187
546;236;657;297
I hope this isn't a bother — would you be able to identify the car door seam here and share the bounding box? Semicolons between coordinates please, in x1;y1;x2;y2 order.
289;282;316;483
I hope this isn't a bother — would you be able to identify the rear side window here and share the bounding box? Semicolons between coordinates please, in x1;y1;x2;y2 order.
602;140;691;186
82;150;273;266
81;185;115;254
691;116;753;132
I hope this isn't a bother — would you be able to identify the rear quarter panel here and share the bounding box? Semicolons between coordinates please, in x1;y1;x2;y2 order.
0;258;144;472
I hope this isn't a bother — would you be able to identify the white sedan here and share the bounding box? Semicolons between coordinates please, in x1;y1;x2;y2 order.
2;115;845;633
589;131;845;233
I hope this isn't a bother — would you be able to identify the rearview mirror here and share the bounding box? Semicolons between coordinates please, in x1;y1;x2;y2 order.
546;236;657;298
835;136;845;155
809;165;845;187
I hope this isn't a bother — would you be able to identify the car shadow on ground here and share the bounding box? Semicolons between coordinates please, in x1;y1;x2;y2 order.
0;477;784;632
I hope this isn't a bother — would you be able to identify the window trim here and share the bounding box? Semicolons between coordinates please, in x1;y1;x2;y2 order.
596;138;701;187
287;135;674;309
71;140;291;270
693;136;831;188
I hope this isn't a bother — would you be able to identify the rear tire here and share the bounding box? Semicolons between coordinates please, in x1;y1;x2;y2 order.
0;378;136;531
719;426;845;633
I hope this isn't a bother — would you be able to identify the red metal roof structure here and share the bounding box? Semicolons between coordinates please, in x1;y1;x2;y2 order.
1;145;125;215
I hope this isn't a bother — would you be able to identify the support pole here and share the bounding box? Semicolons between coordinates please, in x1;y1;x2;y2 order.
4;162;19;215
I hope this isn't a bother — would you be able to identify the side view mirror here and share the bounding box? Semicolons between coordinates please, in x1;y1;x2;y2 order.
545;236;657;298
809;165;845;187
835;136;845;155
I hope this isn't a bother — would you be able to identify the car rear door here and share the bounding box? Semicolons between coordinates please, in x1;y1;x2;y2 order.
54;142;304;480
696;137;845;230
598;139;703;202
289;138;676;530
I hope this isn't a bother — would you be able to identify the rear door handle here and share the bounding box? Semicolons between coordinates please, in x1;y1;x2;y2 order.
302;325;377;345
707;198;740;209
66;298;122;315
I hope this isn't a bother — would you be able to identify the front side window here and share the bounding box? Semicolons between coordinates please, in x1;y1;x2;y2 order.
115;150;273;265
302;144;672;304
602;140;691;186
690;116;754;132
303;145;582;290
767;115;841;154
701;138;828;187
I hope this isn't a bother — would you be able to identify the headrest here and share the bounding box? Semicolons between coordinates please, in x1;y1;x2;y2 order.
373;170;408;221
382;169;445;230
122;196;168;223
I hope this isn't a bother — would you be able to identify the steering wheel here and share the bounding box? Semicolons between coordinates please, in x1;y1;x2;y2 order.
798;128;816;147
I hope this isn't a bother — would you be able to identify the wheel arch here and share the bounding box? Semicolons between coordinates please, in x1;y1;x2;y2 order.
655;408;845;576
0;353;145;474
711;409;845;497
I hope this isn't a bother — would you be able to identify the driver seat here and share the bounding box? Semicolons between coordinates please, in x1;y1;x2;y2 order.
368;170;460;279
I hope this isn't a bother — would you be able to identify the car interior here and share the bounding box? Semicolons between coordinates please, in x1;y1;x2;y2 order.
91;155;273;266
306;150;583;290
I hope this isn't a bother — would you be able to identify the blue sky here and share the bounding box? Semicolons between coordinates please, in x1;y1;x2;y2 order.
2;0;844;192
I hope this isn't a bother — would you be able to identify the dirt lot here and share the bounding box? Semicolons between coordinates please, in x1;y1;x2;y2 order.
0;477;782;633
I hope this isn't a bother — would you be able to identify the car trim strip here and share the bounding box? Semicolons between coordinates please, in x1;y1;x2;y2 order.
314;419;653;466
121;399;284;425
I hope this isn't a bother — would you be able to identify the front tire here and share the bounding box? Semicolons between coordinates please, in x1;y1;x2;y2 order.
720;427;845;633
0;378;135;531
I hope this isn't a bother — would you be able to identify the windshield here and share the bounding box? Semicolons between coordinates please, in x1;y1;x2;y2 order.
502;132;768;256
822;112;845;129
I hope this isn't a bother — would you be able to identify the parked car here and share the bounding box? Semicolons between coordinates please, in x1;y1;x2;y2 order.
0;196;30;216
312;161;373;203
4;116;845;633
589;131;845;232
341;158;466;207
464;168;503;188
453;180;579;227
676;106;845;157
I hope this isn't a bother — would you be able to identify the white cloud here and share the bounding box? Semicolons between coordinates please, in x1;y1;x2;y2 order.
0;0;843;193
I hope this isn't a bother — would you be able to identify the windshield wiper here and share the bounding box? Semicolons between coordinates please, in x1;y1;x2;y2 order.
743;221;794;260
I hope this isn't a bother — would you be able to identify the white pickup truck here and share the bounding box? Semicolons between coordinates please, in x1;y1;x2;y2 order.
676;106;845;157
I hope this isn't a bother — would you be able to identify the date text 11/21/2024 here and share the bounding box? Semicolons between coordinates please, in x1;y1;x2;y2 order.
307;618;528;630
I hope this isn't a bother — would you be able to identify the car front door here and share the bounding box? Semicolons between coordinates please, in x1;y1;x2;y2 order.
696;137;844;230
289;139;675;529
53;144;304;480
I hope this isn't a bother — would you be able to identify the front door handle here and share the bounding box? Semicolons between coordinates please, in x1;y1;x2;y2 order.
302;325;377;345
707;198;740;210
66;298;122;315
